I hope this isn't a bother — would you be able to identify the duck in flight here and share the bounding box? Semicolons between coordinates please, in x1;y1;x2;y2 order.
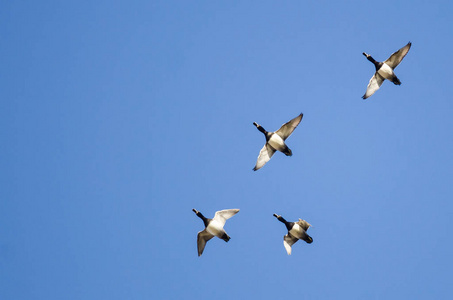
362;42;411;99
192;208;240;256
273;214;313;255
253;113;303;171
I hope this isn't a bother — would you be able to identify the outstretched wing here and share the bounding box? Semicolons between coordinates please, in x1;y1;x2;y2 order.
384;42;411;69
197;229;214;256
283;233;298;255
253;143;276;171
275;113;303;140
362;73;385;99
296;219;311;231
213;209;240;226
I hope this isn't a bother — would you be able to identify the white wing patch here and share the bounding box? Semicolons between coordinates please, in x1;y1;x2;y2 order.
363;73;385;99
283;234;298;255
213;209;240;226
253;144;276;171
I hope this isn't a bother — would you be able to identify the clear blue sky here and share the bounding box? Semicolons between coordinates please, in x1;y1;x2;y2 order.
2;1;453;299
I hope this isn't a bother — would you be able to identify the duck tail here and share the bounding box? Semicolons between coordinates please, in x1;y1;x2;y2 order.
302;234;313;244
392;76;401;85
221;233;231;242
282;146;292;156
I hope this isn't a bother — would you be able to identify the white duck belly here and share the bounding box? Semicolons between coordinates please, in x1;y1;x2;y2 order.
377;63;394;80
206;220;224;237
289;223;303;238
268;133;286;151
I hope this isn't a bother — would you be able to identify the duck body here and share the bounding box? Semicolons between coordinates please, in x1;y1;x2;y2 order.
205;218;230;241
267;132;291;156
377;63;400;83
288;223;307;240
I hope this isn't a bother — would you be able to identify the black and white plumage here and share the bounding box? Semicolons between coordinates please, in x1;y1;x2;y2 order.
192;208;240;256
253;113;303;171
362;42;411;99
273;214;313;255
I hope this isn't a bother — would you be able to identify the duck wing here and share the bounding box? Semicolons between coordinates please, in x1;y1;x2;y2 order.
363;73;385;99
275;113;303;140
213;209;240;226
253;143;276;171
296;219;311;231
197;229;214;256
384;42;411;69
283;233;298;255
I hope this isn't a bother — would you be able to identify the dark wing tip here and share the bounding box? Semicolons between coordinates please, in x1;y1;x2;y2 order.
362;94;368;100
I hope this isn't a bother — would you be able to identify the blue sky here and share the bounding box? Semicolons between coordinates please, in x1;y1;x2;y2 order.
1;1;453;299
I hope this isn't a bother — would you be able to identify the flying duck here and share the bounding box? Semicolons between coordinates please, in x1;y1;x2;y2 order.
253;113;303;171
192;208;240;256
273;214;313;255
362;42;412;99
